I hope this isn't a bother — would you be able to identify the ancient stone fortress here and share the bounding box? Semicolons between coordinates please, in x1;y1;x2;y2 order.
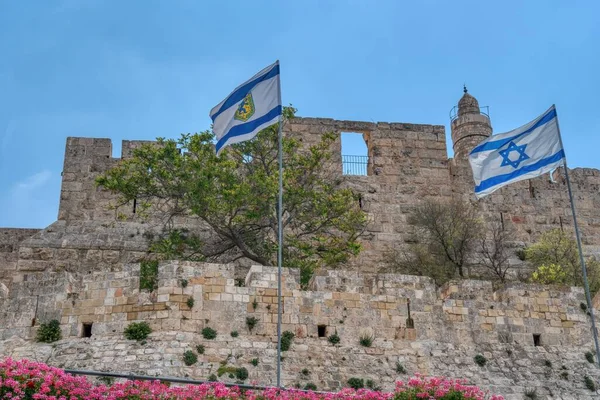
1;91;600;399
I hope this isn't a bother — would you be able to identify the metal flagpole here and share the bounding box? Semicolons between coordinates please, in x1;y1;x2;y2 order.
554;105;600;368
276;60;284;387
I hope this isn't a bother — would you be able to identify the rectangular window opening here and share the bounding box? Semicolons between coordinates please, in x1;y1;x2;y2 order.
533;333;541;346
317;325;327;338
82;323;93;338
341;132;370;176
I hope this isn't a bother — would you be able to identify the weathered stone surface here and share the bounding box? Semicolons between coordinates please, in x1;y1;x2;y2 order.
1;92;600;398
0;262;598;398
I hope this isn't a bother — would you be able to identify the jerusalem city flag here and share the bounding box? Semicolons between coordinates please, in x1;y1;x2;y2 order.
209;61;282;154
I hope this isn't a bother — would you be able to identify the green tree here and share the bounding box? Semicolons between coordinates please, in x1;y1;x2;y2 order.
527;228;600;294
407;199;483;278
96;107;366;286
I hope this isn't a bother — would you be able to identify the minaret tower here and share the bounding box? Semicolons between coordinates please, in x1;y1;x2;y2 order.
451;86;492;160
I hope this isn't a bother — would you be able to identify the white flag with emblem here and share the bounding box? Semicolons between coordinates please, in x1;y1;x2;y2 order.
468;105;566;198
210;61;281;154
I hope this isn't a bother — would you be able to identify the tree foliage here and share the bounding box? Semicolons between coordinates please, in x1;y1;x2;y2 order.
527;228;600;293
387;199;515;284
407;199;483;278
477;220;513;282
96;107;366;285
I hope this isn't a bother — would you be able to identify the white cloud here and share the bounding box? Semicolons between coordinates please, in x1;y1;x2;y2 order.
0;170;58;228
13;170;52;193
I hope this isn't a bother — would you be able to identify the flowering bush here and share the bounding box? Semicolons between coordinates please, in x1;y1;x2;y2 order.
0;358;504;400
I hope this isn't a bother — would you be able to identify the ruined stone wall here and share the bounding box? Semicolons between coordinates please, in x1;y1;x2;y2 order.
0;262;599;398
51;117;600;273
2;114;600;398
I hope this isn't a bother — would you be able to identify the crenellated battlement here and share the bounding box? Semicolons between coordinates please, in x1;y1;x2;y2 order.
3;93;600;397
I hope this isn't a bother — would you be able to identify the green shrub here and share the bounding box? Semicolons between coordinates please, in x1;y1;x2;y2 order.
304;383;317;391
328;333;340;345
524;388;538;400
208;374;218;382
202;327;217;340
246;316;259;331
36;320;62;343
281;331;295;351
301;368;310;376
359;332;374;347
365;379;380;391
527;229;600;294
585;351;595;363
217;365;238;377
230;330;239;338
347;377;364;389
183;350;197;366
139;260;159;291
180;279;188;288
235;367;248;381
187;298;195;308
196;344;205;354
474;354;487;367
395;361;406;374
250;358;259;366
584;375;597;392
252;298;258;310
124;321;151;341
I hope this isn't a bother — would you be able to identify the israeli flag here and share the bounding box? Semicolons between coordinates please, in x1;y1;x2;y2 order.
469;105;565;198
210;61;281;154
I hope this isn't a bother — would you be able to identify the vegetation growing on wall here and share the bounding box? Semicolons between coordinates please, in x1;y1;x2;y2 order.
123;321;152;341
527;229;600;294
36;320;61;343
96;106;367;286
139;259;159;291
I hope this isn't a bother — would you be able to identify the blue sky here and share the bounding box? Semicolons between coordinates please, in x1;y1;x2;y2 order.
1;0;599;228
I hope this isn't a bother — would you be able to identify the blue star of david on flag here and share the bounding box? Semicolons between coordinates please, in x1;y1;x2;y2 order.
468;105;566;198
498;141;530;168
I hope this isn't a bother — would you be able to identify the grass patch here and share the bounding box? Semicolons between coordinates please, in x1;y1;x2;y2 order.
359;331;374;347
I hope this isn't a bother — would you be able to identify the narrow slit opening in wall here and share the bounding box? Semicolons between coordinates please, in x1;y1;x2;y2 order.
533;333;541;346
317;325;327;338
341;132;369;176
559;216;564;231
82;323;93;338
132;198;137;214
529;181;536;198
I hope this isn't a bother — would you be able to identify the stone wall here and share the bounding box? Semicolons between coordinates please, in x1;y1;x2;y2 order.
0;262;599;398
2;109;600;398
0;228;40;284
50;115;600;274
